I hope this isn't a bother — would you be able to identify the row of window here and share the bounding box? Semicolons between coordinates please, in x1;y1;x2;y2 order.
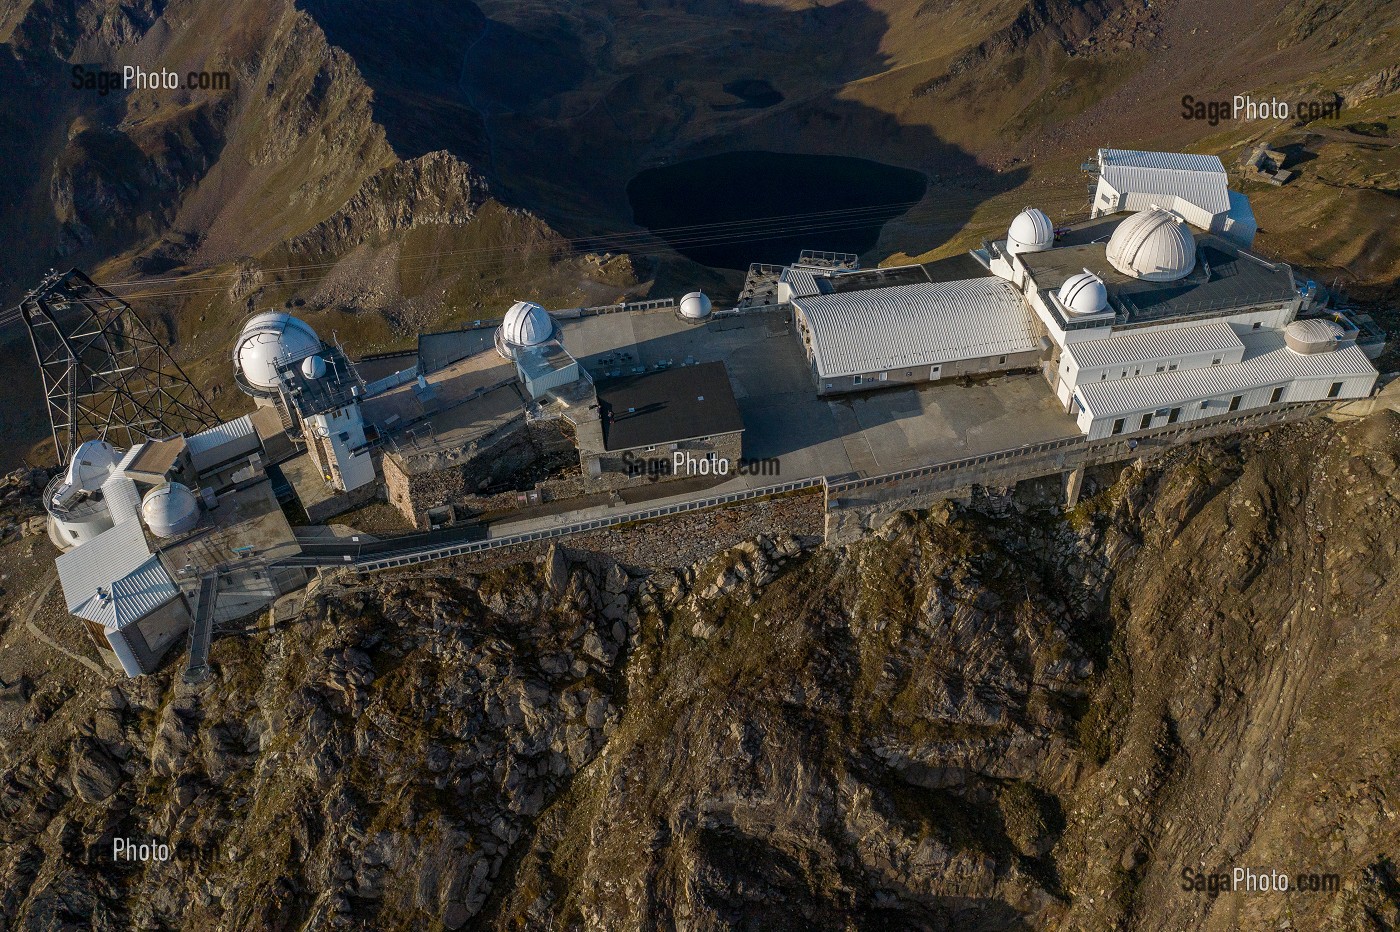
1108;382;1344;435
851;355;1011;385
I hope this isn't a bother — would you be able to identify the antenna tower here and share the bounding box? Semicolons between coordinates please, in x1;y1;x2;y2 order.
20;268;218;464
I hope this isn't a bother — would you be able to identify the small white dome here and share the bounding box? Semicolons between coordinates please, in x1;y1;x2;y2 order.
678;291;713;320
301;355;327;379
501;301;554;347
1284;318;1345;355
141;482;200;538
1007;207;1054;255
1105;208;1196;282
234;312;320;393
1057;269;1109;316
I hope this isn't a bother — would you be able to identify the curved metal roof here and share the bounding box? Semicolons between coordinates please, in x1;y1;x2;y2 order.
793;278;1038;379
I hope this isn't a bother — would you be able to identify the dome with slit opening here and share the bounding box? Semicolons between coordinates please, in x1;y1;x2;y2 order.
1057;269;1109;316
1007;207;1054;255
678;291;713;320
1105;208;1196;282
496;301;556;358
234;312;321;394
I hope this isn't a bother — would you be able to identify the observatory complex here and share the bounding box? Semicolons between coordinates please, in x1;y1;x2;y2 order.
29;147;1386;677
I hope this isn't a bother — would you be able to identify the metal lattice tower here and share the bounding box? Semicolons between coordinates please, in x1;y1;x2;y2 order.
20;268;218;465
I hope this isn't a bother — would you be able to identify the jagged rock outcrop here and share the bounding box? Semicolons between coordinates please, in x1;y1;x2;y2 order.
1;414;1399;930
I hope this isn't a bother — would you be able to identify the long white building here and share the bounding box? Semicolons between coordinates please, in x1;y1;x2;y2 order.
981;161;1379;438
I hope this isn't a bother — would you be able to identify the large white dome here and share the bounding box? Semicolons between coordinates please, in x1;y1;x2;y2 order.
141;482;200;538
500;301;554;348
234;312;320;393
1057;270;1109;316
678;291;713;320
1105;208;1196;282
1007;207;1054;255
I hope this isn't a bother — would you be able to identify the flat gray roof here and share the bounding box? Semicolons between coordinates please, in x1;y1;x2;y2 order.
598;361;743;452
1019;224;1296;326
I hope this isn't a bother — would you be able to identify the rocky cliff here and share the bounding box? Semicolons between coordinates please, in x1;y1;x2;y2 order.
1;412;1397;929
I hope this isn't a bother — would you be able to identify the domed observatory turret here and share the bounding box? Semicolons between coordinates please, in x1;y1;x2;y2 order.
1105;208;1196;282
677;291;713;323
495;301;557;360
44;438;121;549
1006;208;1054;256
1284;318;1346;355
141;482;200;538
1056;269;1109;316
233;312;321;398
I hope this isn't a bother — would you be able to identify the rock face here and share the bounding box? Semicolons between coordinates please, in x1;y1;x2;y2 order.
1;413;1399;930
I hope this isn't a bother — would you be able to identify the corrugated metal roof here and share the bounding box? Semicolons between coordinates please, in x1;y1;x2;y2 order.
1076;336;1376;417
780;267;821;298
56;519;177;629
1099;149;1230;218
794;278;1038;379
101;474;142;525
1101;149;1226;173
187;415;255;456
1068;322;1243;370
186;415;258;471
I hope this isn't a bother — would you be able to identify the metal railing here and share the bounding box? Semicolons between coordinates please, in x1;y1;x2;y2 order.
288;399;1338;575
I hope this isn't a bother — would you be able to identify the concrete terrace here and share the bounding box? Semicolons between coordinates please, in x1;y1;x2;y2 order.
482;307;1082;535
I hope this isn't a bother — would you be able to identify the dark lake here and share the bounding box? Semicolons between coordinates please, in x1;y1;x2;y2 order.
626;151;927;270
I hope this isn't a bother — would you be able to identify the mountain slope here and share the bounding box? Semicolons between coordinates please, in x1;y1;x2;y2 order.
1;412;1396;929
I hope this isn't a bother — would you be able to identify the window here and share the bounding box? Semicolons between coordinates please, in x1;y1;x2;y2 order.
1140;413;1153;430
1121;370;1128;378
1270;386;1284;404
1252;322;1262;330
1168;363;1178;371
1134;368;1141;376
1155;365;1166;373
1228;395;1243;411
1200;400;1210;409
853;375;863;385
1328;381;1343;398
1111;418;1126;435
998;355;1007;365
1168;407;1181;424
878;371;888;381
1212;357;1222;366
1100;373;1107;380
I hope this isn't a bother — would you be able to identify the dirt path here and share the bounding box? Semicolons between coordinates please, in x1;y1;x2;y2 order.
21;573;108;676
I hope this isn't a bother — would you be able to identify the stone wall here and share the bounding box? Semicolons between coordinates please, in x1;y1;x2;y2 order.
384;419;577;528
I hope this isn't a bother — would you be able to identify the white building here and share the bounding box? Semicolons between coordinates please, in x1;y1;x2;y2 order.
55;518;191;676
980;159;1378;439
1090;148;1257;247
791;275;1042;395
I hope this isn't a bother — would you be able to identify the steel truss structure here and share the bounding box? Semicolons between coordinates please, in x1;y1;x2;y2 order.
20;268;218;465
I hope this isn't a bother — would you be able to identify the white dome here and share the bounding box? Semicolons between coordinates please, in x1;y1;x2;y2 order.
1007;207;1054;255
678;291;713;320
141;482;200;538
1284;318;1345;355
301;355;327;379
1057;269;1109;316
501;301;554;348
234;312;320;393
63;439;119;492
1105;208;1196;282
